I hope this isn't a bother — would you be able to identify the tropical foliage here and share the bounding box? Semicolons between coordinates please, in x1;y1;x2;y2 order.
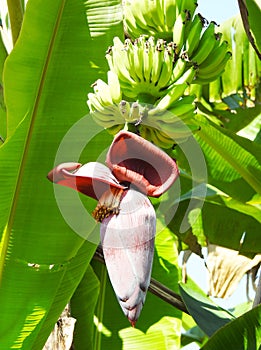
0;0;260;349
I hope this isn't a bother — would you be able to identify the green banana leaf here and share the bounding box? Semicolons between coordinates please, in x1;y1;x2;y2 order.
0;0;123;348
180;280;261;349
179;280;235;337
195;115;261;201
167;190;261;254
70;264;100;349
0;30;7;140
200;304;261;350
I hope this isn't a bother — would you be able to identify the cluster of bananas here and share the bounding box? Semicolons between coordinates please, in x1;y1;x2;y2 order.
87;1;232;148
123;0;198;41
185;17;232;84
106;36;196;102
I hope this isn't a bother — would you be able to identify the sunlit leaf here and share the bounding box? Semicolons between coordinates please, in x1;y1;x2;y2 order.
179;280;235;337
201;304;261;350
0;0;123;347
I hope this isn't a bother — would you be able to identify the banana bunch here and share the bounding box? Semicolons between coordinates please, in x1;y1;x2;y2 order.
106;36;195;102
141;94;199;147
87;71;126;128
181;18;232;84
123;0;198;41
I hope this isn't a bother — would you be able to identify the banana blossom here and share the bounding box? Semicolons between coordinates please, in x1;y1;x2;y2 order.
48;131;179;326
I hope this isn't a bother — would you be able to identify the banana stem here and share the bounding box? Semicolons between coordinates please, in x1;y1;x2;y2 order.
6;0;23;45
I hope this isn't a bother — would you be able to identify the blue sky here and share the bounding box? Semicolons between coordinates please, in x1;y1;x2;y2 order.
197;0;239;23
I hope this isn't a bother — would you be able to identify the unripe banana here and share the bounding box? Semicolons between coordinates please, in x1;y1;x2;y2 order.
106;36;183;100
190;21;217;65
164;0;177;29
171;57;188;82
156;51;173;87
93;79;114;106
194;51;232;83
185;13;204;57
124;0;188;41
107;124;125;135
151;39;165;83
199;40;229;69
180;0;198;18
149;127;174;148
174;65;197;85
108;71;122;104
173;12;186;54
153;83;188;111
209;78;222;103
157;119;198;142
87;92;105;113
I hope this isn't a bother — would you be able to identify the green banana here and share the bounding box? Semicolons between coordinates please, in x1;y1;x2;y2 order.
190;21;217;65
136;36;147;83
106;38;135;87
108;70;122;104
154;83;188;111
139;124;154;143
107;124;125;135
199;40;229;70
132;40;145;82
158;118;198;140
195;51;232;82
209;78;222;103
181;0;198;18
173;12;186;54
143;37;154;82
171;57;188;82
87;92;105;113
167;102;195;121
151;39;165;83
126;1;151;33
185;13;204;57
174;65;197;85
93;80;114;106
164;0;177;29
149;127;174;148
156;52;173;88
146;0;165;31
124;40;142;83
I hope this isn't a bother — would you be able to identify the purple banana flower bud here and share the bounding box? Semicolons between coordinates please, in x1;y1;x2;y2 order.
47;131;179;326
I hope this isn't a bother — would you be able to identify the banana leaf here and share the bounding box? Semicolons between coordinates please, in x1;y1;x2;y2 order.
0;29;7;140
0;0;123;348
201;304;261;350
179;280;235;337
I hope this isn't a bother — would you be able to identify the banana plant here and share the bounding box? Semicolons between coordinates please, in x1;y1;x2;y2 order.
0;0;260;349
0;0;123;348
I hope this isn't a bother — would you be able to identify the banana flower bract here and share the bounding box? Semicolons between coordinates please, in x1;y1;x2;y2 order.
48;131;179;326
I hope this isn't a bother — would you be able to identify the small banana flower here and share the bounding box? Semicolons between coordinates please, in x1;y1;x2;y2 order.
48;131;179;326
